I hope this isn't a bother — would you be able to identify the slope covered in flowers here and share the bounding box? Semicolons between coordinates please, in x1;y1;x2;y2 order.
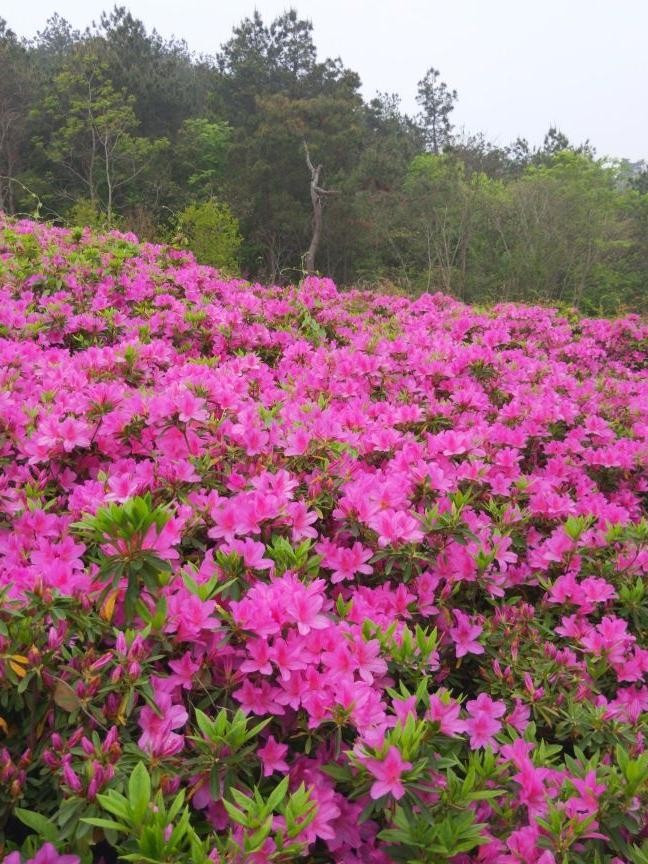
0;217;647;864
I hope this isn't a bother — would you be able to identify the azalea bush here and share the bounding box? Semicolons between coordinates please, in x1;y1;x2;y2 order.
0;216;646;864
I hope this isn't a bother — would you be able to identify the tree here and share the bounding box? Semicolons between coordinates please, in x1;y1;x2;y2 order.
215;9;363;281
1;4;646;312
174;118;231;197
504;137;532;177
356;93;423;191
416;67;457;155
541;126;570;155
36;49;163;223
631;166;648;195
446;132;511;179
89;7;213;139
174;199;241;272
504;152;626;308
303;142;338;273
402;153;476;295
217;9;319;116
533;126;596;166
33;13;80;66
0;20;33;213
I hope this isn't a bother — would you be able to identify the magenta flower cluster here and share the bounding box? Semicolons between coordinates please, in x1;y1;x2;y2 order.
0;218;646;863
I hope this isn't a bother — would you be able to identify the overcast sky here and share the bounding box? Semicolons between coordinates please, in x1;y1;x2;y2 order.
7;0;648;161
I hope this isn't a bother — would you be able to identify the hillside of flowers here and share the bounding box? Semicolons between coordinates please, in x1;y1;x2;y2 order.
0;217;647;864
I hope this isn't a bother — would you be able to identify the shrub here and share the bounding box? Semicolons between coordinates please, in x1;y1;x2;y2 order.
173;199;241;273
0;215;646;863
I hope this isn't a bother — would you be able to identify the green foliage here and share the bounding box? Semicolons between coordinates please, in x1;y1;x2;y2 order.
379;805;487;862
82;763;210;863
221;777;317;858
31;49;165;225
265;535;321;578
174;199;241;273
3;7;647;310
72;494;174;622
367;148;648;312
15;808;59;844
175;118;231;194
416;66;458;155
81;755;316;863
68;198;111;231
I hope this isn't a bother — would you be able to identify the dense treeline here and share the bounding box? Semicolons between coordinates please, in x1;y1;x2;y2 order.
1;6;647;312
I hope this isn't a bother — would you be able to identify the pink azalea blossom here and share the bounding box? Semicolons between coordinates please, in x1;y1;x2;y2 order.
138;686;188;757
2;219;648;862
366;746;412;800
3;845;80;864
465;693;506;749
449;610;485;658
257;735;289;776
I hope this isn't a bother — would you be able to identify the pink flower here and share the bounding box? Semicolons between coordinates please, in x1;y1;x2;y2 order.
286;769;341;843
257;735;289;776
138;687;188;757
286;500;318;541
371;509;424;547
222;538;273;570
58;417;91;452
506;699;531;734
322;641;357;678
270;636;308;680
581;615;634;665
513;760;551;817
366;746;412;800
392;695;417;725
166;591;217;640
285;580;329;635
427;691;466;736
285;428;311;456
352;638;387;684
329;542;374;584
238;423;269;455
174;388;208;423
168;652;200;690
449;610;484;658
240;638;273;675
208;502;238;542
465;693;506;749
233;679;284;715
3;217;648;862
5;845;80;864
565;771;606;818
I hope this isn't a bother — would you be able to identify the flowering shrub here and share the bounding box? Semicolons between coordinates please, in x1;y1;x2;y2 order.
0;216;647;863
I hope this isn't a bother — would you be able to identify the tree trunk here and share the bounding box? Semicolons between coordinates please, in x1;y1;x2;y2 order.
304;143;323;274
104;137;113;226
305;184;323;275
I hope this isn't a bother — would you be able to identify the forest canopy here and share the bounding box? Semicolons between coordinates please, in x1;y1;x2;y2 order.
1;6;647;313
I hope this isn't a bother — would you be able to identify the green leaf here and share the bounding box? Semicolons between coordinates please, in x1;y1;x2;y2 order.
95;792;129;821
222;798;248;827
81;817;129;833
128;761;151;822
245;816;273;852
266;776;289;813
167;789;186;822
195;708;216;741
15;808;59;842
229;786;253;810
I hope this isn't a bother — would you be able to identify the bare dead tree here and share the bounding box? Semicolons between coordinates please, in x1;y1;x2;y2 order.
303;141;337;274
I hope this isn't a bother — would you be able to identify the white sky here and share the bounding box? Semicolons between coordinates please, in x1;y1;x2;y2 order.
7;0;648;161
